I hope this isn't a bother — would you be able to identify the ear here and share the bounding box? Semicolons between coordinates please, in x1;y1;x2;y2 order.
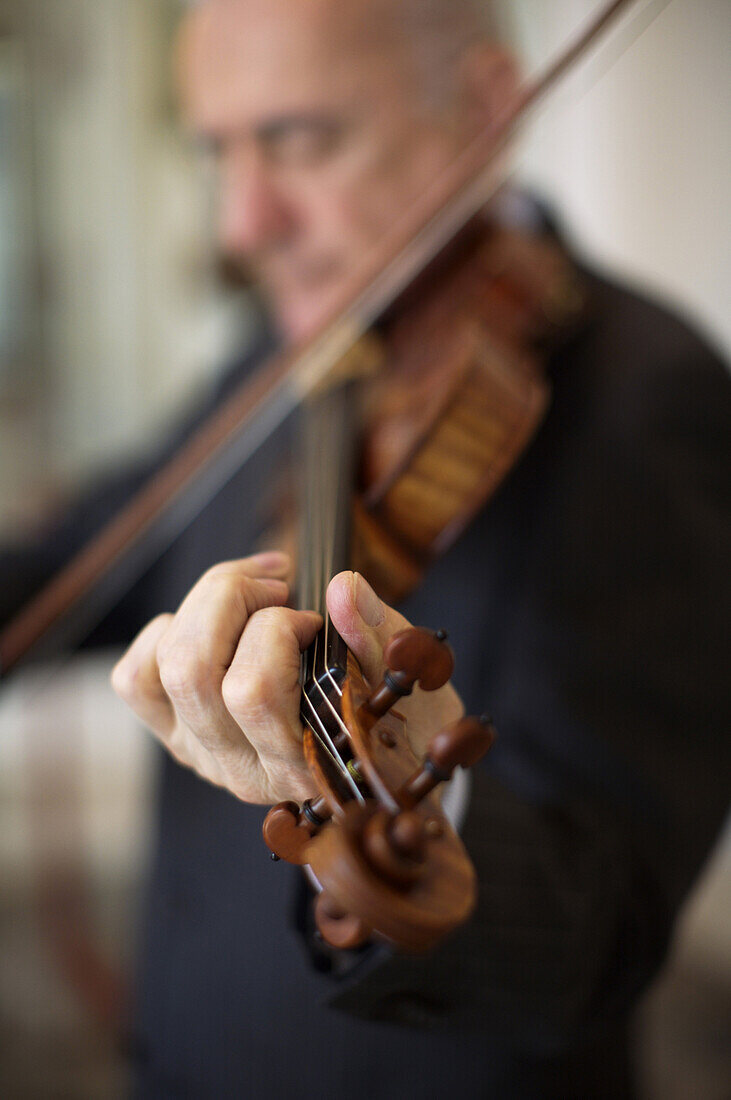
459;44;521;129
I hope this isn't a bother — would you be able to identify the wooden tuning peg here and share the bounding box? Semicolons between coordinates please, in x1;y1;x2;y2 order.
363;627;454;721
398;715;496;809
361;808;428;888
262;796;331;865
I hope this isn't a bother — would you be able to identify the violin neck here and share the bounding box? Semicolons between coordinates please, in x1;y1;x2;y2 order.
297;384;365;799
298;381;359;690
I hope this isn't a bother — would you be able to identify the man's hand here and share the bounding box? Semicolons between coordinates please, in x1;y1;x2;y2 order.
112;552;463;805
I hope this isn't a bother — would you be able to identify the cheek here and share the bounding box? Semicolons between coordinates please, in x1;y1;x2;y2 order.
293;169;415;257
283;119;462;268
288;177;393;260
329;130;462;247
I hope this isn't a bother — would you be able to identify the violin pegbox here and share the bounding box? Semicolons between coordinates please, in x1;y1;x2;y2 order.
263;627;495;952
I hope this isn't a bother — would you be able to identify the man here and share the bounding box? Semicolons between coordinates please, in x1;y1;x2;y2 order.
6;0;730;1096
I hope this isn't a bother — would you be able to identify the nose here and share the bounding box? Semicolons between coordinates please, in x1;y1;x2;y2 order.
218;148;295;257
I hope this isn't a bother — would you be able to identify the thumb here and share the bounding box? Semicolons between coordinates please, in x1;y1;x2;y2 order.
326;571;410;686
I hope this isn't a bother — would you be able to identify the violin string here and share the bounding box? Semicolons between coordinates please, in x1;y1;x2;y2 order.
300;696;351;780
305;399;364;799
297;395;363;801
320;395;330;617
321;403;363;784
307;685;364;802
323;397;343;701
301;619;358;795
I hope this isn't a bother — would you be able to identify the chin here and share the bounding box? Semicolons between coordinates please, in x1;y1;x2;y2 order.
278;293;338;346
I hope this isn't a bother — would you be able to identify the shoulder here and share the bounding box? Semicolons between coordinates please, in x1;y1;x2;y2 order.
523;267;731;598
555;269;731;452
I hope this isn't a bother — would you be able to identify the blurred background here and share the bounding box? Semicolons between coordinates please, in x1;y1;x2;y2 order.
0;1;729;1095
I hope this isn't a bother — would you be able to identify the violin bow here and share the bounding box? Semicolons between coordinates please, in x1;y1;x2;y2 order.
1;0;647;676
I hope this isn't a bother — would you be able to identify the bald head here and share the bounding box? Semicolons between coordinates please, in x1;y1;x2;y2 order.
177;0;514;341
179;0;497;127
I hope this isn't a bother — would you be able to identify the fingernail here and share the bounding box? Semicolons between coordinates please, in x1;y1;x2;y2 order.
250;551;289;571
354;572;385;627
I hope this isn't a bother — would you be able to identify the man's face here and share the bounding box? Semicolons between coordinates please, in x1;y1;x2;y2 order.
179;0;478;342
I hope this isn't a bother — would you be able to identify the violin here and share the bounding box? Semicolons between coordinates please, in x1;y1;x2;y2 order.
258;213;586;950
0;1;633;953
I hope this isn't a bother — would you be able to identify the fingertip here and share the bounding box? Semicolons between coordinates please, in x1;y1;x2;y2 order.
328;571;386;631
326;570;357;618
293;608;324;648
256;578;290;605
247;576;290;616
297;608;324;626
249;550;290;574
327;572;372;649
303;608;325;621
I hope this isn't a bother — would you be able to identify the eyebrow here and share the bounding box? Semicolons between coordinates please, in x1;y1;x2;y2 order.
252;112;344;146
192;112;346;158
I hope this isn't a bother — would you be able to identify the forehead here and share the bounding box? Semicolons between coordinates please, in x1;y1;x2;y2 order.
179;0;408;132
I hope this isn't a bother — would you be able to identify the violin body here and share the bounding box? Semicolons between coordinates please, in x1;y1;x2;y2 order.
354;220;585;603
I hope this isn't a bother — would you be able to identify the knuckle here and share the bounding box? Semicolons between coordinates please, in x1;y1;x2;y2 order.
112;614;172;702
200;561;245;592
201;560;232;583
149;611;173;631
221;666;276;718
220;667;252;715
199;563;254;615
111;657;136;701
153;628;174;670
250;605;291;632
148;612;174;639
157;646;211;701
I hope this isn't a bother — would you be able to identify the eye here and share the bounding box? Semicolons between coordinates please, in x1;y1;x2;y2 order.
260;118;346;167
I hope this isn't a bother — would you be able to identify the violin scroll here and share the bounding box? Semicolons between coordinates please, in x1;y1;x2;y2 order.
263;626;496;953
